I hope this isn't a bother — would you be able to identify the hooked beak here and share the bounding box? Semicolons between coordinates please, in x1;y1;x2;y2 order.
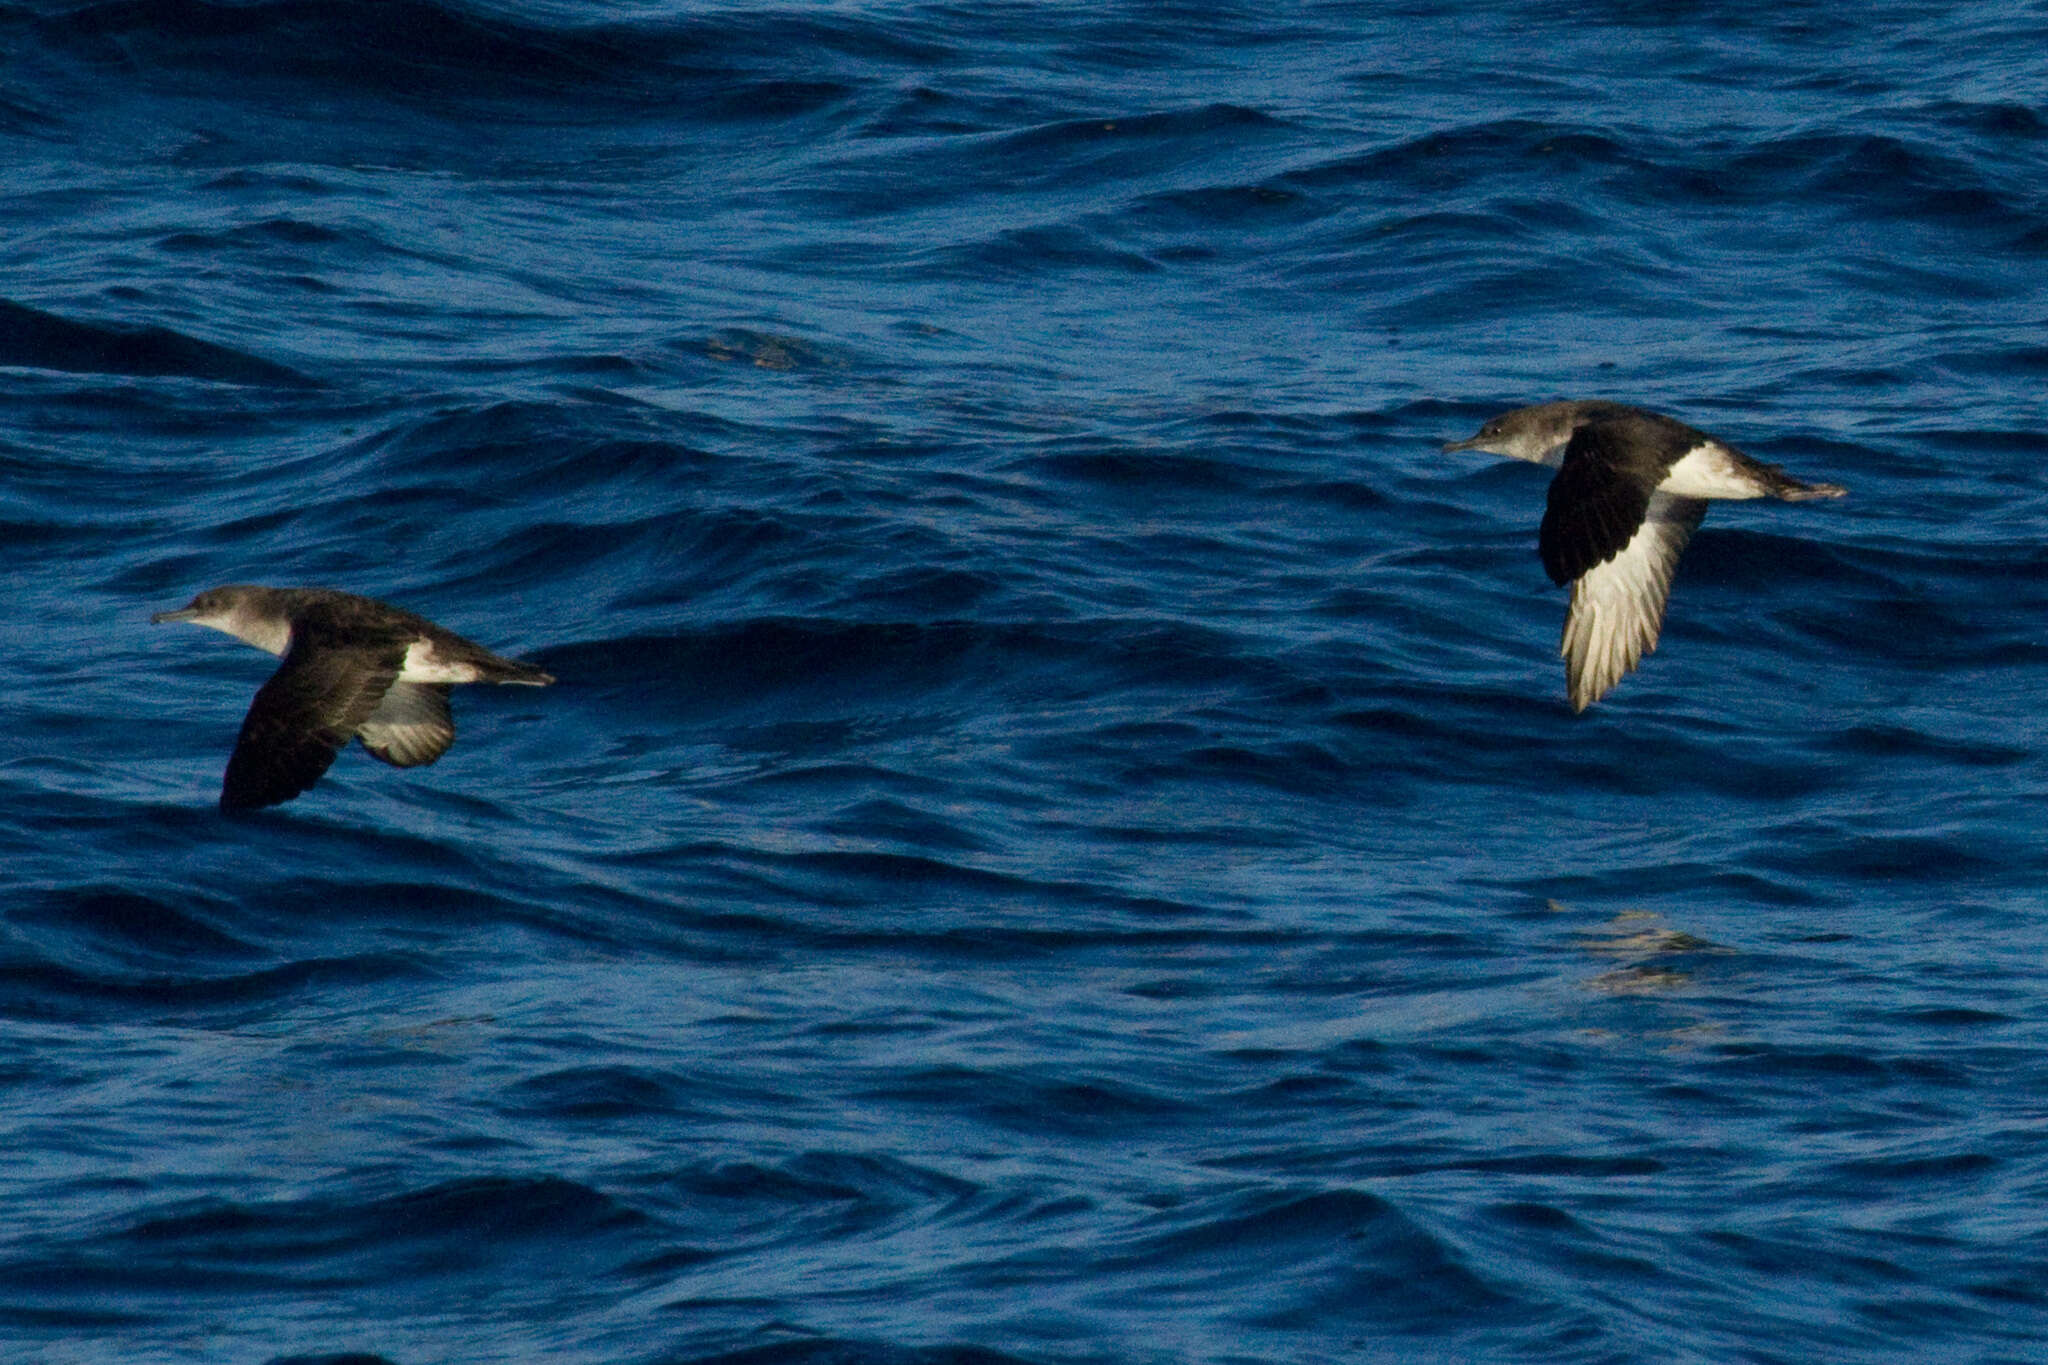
150;607;200;624
1441;435;1482;454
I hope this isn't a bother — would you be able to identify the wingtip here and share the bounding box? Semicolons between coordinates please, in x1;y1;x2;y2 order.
1567;676;1607;712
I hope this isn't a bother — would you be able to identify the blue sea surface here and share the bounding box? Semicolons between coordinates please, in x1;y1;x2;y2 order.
5;1;2048;1361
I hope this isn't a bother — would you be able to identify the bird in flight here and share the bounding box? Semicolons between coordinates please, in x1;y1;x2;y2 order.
152;585;553;810
1444;401;1845;711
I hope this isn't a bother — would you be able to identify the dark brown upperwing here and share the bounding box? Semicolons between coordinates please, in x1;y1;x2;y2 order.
220;633;404;811
1538;420;1661;586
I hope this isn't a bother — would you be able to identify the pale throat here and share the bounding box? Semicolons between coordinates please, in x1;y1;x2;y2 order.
206;611;292;656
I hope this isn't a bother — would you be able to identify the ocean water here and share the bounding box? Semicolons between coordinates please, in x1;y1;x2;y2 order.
4;0;2048;1361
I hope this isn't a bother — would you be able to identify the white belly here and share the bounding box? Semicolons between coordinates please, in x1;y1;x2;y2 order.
1656;442;1767;500
397;638;484;683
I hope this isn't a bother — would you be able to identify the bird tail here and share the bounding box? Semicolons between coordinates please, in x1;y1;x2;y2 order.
1767;466;1847;500
485;659;555;686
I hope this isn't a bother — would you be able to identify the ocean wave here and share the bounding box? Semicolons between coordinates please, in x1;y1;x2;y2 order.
0;298;314;386
25;0;948;108
8;1;2048;1361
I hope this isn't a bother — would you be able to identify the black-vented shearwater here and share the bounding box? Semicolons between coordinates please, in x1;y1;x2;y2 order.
1444;401;1845;711
151;585;553;810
